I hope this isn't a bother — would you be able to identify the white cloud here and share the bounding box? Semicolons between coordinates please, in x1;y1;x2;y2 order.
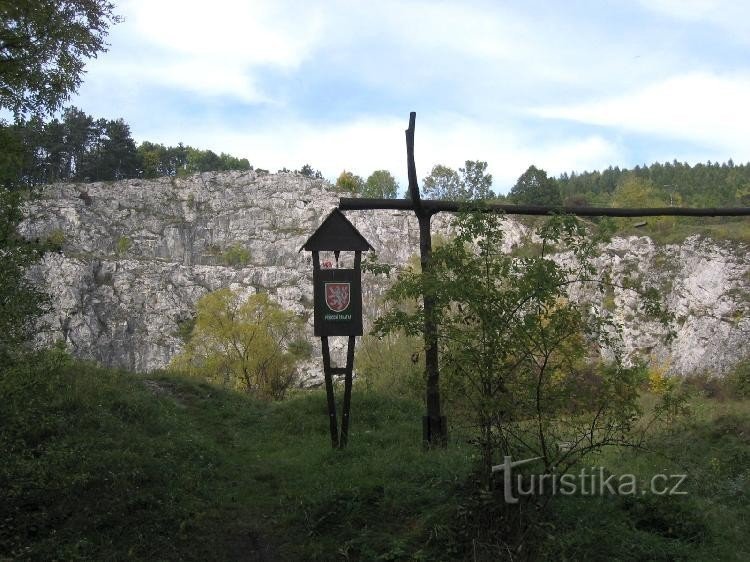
84;0;684;108
139;113;622;193
638;0;750;41
532;72;750;155
128;0;322;66
70;0;750;184
94;0;325;102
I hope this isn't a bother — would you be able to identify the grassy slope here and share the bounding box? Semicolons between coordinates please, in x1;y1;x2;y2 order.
2;352;749;560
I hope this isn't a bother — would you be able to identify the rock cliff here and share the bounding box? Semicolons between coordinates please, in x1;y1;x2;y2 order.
19;171;749;382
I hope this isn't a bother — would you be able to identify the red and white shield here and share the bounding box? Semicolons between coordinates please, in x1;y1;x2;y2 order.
325;282;350;312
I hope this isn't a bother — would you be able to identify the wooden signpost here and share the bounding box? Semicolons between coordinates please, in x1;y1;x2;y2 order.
301;209;373;449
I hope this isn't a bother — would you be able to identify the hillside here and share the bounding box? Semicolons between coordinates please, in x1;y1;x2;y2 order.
2;351;749;560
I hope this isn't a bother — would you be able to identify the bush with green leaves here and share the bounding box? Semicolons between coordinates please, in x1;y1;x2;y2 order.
354;333;424;400
374;211;672;484
362;170;399;199
44;228;66;250
335;170;364;193
115;235;131;254
0;189;50;364
220;243;250;267
727;358;750;399
170;290;303;400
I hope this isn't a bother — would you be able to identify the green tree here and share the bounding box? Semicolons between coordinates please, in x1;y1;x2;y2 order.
298;164;322;179
218;152;250;171
0;0;118;365
422;164;462;199
510;165;562;206
171;290;305;400
363;169;398;198
460;160;494;199
0;122;25;187
62;107;95;180
99;119;139;180
612;175;675;232
0;189;50;362
611;175;663;208
185;148;221;174
422;161;493;200
374;212;670;485
335;170;364;193
0;0;120;117
137;141;166;179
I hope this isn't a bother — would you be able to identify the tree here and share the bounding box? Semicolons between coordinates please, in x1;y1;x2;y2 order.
0;1;118;365
218;152;250;172
137;141;168;179
335;170;364;193
0;189;50;363
612;175;675;233
171;290;306;400
186;148;222;174
97;119;139;180
62;107;95;180
460;160;494;199
298;164;322;179
0;0;120;117
363;169;398;198
510;165;562;206
374;212;671;486
611;175;663;208
422;164;463;199
423;161;494;200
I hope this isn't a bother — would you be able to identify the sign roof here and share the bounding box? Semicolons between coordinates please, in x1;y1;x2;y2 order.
300;208;374;252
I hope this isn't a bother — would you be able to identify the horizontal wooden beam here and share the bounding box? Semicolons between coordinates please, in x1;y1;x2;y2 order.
339;197;750;217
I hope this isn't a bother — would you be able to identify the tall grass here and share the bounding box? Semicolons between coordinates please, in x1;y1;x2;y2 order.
2;351;749;560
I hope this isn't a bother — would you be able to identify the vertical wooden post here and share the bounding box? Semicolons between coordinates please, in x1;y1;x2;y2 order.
406;112;446;447
321;336;340;449
339;249;361;449
339;335;355;448
314;250;340;449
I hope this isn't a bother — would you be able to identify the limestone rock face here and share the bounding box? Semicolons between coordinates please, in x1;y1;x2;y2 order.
20;171;749;381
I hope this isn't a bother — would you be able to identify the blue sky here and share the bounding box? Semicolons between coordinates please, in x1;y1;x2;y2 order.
70;0;750;194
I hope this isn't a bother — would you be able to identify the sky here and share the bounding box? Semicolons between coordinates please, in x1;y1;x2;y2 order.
69;0;750;195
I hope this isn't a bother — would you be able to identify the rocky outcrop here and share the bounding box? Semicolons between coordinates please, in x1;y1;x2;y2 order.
20;171;749;381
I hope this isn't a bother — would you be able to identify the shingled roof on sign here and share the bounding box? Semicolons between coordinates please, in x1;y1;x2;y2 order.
300;208;374;252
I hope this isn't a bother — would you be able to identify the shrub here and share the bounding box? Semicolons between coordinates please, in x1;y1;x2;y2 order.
116;236;132;255
374;212;672;483
220;243;250;267
45;228;66;250
170;290;303;400
354;333;424;400
726;359;750;399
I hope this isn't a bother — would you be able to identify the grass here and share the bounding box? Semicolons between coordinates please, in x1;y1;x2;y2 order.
0;351;471;560
610;216;750;245
537;396;750;561
2;351;749;560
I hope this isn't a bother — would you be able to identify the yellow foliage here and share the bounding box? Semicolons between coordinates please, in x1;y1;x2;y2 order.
648;362;675;395
612;176;675;231
170;289;303;400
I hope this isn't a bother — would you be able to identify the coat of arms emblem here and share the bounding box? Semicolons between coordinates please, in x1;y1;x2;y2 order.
325;282;350;312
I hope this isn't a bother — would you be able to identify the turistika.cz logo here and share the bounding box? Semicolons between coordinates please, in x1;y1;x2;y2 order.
492;456;688;504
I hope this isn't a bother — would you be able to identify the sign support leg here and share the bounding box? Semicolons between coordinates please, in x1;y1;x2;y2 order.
339;335;356;448
321;337;340;449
